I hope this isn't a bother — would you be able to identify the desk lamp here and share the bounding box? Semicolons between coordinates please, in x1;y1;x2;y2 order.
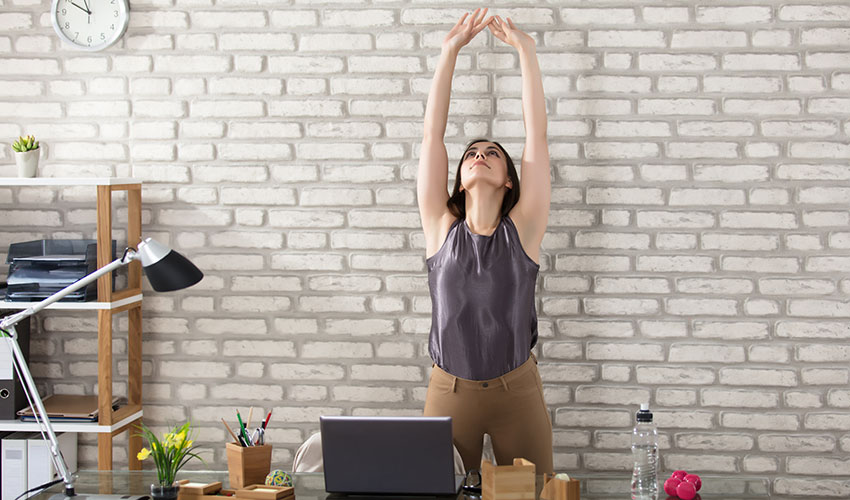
0;238;203;499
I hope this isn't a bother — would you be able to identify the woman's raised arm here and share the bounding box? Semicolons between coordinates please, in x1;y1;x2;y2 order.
418;9;491;246
490;16;551;249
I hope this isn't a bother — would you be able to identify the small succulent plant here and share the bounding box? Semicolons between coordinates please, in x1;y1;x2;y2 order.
12;135;39;152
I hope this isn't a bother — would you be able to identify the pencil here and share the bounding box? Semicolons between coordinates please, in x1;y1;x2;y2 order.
246;406;254;429
221;418;240;444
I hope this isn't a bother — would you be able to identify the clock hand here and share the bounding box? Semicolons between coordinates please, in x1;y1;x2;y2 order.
70;1;90;14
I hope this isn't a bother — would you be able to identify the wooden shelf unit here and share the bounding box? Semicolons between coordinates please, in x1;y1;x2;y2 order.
0;177;144;471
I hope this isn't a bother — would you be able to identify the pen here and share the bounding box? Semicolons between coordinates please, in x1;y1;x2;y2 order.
251;427;263;446
262;410;272;430
237;410;250;446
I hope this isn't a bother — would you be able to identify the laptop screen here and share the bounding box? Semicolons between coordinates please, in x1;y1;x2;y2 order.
320;416;460;496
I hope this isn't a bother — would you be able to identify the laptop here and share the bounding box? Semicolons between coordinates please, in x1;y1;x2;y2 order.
320;416;465;496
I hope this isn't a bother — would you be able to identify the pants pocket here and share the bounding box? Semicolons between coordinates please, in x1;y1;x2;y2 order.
532;367;552;428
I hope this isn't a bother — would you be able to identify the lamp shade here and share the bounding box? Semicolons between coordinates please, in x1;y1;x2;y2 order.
136;238;203;292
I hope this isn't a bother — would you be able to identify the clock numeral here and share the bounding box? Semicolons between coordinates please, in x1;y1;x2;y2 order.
110;24;115;29
73;31;79;40
65;22;70;28
114;10;119;17
101;33;106;40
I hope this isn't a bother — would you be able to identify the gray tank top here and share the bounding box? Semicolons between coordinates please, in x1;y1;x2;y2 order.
427;216;540;380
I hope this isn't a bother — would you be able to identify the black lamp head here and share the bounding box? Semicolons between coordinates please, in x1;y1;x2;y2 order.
135;238;203;292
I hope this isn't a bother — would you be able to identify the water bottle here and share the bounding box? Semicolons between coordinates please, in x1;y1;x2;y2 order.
630;403;658;500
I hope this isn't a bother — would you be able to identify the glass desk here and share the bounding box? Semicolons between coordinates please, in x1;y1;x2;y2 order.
31;470;782;500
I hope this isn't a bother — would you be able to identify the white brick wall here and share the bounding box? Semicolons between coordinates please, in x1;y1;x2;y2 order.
2;0;850;490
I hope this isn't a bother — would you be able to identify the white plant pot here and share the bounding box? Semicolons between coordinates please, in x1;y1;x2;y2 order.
15;148;39;178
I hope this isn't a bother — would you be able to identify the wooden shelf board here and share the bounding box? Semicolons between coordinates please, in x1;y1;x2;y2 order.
0;294;143;310
0;409;142;433
0;178;139;186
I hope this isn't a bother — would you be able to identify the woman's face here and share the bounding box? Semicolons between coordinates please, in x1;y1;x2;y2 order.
459;141;511;192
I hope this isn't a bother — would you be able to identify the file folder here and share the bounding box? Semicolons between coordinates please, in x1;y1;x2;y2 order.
2;432;33;500
28;432;77;493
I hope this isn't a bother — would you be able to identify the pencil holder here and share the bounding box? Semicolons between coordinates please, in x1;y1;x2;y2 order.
226;442;273;489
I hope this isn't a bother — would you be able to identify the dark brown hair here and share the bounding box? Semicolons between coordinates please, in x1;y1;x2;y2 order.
447;139;520;220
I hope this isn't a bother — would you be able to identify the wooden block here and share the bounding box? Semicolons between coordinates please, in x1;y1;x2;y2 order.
176;481;235;500
180;492;236;499
235;485;294;500
178;481;223;495
481;458;536;500
540;474;580;500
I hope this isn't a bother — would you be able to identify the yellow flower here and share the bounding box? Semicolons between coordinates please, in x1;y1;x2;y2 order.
165;432;181;448
137;447;151;460
185;440;193;448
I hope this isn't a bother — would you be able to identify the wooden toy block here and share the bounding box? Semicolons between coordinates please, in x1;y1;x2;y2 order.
235;484;294;500
178;480;223;495
540;474;580;500
176;481;236;500
481;458;536;500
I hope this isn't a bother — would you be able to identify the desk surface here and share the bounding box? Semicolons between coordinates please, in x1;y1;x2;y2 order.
32;470;784;500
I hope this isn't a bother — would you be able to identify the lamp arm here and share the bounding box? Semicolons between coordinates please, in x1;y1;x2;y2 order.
3;325;76;496
0;250;136;331
0;247;138;497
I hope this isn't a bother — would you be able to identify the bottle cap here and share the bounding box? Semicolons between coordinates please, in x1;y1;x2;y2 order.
636;404;653;422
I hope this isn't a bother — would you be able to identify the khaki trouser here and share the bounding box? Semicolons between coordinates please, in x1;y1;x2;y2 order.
423;353;554;475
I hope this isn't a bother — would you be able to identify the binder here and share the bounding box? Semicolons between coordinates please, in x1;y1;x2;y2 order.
0;311;30;420
2;432;32;500
28;432;77;493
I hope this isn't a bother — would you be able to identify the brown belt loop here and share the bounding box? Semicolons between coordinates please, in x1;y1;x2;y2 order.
499;375;509;391
451;376;457;393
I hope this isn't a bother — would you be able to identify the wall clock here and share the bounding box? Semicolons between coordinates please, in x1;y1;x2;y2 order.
51;0;129;51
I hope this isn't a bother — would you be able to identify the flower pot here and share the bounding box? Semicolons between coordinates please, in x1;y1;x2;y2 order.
151;483;179;500
15;149;39;178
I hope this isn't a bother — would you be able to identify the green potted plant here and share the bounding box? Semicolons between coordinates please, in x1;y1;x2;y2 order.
136;421;204;500
12;135;39;177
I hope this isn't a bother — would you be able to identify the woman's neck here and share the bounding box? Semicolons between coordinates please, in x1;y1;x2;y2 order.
464;192;503;235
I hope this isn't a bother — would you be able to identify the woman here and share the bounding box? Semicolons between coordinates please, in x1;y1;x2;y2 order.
418;9;553;474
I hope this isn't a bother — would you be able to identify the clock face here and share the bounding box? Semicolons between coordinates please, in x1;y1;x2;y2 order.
51;0;129;51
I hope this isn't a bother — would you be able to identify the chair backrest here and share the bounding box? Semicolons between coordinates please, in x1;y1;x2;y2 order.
291;430;468;475
291;432;323;473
